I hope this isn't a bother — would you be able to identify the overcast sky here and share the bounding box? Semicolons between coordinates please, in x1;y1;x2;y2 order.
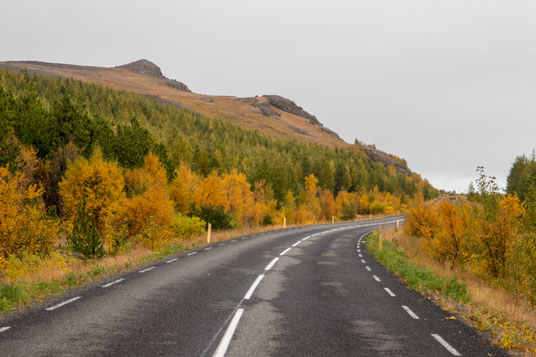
2;0;536;192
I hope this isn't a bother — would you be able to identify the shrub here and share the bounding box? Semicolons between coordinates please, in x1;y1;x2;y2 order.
193;205;235;230
68;203;105;259
369;201;386;214
172;214;206;239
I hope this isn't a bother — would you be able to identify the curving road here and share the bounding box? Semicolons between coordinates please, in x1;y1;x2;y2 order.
0;217;506;356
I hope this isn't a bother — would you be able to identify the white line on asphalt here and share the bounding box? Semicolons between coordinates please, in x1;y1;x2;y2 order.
302;236;310;240
204;247;213;250
431;334;461;356
242;237;247;240
361;259;366;264
0;327;11;333
46;296;81;311
166;258;178;263
231;240;237;242
384;287;396;297
213;308;245;357
219;243;225;246
101;278;125;288
244;274;264;300
402;305;420;319
292;241;302;247
373;275;381;282
139;266;155;273
365;266;371;271
357;249;361;252
280;248;291;256
188;252;198;256
358;254;362;258
264;257;279;271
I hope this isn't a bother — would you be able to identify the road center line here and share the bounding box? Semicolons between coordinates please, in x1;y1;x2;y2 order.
188;252;198;255
384;287;396;297
139;266;156;273
46;296;81;311
402;305;420;319
292;241;302;247
244;274;264;300
431;334;461;356
264;257;279;271
365;266;371;271
358;254;362;257
101;278;125;288
280;248;291;256
0;327;11;333
372;275;381;282
361;259;366;264
166;258;178;263
213;308;245;357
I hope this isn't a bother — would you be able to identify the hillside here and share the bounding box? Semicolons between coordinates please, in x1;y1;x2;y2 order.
0;59;410;175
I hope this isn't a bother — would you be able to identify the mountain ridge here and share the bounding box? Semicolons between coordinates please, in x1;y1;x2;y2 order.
0;59;413;176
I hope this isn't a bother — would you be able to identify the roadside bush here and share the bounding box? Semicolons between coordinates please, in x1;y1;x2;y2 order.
68;203;105;259
172;214;205;239
369;201;386;214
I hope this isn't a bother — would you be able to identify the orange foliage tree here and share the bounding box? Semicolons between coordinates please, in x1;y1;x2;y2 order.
59;149;125;235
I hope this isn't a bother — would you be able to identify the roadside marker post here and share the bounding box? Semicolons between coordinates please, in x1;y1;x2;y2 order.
396;220;400;229
379;224;383;251
207;223;212;244
332;216;335;224
283;217;286;229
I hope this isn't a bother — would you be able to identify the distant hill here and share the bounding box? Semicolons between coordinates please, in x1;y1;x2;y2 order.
0;59;411;175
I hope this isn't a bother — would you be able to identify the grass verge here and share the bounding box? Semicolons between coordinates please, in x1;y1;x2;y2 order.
366;229;536;354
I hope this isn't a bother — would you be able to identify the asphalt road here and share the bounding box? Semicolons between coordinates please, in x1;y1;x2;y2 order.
0;217;506;356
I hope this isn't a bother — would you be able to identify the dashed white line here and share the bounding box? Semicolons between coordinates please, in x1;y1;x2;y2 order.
166;258;178;263
357;249;360;252
358;254;363;258
292;241;302;247
213;308;245;357
46;296;81;311
244;274;264;300
365;266;371;271
188;252;198;256
264;257;280;271
431;334;461;356
139;266;156;273
372;275;381;282
0;326;11;333
204;247;213;250
402;305;420;319
280;248;291;256
384;287;396;297
231;240;237;242
361;259;366;264
242;237;248;240
219;243;226;246
101;278;125;288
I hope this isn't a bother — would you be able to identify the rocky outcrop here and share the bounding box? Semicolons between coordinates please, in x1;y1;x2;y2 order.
365;147;412;176
119;59;191;92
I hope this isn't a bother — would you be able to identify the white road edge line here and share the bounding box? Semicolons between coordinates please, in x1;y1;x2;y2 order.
431;334;461;356
231;240;237;242
361;259;366;264
204;247;213;250
188;252;198;256
101;278;125;288
46;296;81;311
302;236;310;241
402;305;420;319
280;248;291;256
264;257;280;271
244;274;264;300
139;266;155;273
365;266;371;271
219;243;225;246
166;258;178;263
0;326;11;333
292;241;302;247
372;275;381;282
213;308;245;357
384;287;396;297
358;254;362;257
